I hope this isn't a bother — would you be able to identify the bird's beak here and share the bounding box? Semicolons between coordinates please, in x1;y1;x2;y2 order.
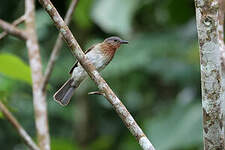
120;40;129;44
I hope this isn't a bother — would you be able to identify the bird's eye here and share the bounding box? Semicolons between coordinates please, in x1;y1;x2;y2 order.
114;39;117;42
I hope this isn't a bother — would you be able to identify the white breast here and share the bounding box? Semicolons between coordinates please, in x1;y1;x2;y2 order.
86;45;107;69
71;44;108;83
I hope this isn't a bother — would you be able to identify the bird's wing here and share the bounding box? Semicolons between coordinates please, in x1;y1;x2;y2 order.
69;44;96;74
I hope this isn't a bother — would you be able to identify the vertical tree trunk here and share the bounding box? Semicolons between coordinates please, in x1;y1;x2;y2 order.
25;0;50;149
218;0;225;138
194;0;225;149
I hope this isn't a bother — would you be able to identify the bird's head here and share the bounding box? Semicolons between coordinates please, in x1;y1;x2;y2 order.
103;36;128;49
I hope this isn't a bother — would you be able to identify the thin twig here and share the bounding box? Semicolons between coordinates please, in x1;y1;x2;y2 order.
25;0;50;150
38;0;155;149
0;19;27;40
0;15;25;40
88;91;106;96
195;0;225;149
41;0;79;91
0;101;40;150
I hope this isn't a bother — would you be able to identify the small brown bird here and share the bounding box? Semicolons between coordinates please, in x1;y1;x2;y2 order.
54;36;128;106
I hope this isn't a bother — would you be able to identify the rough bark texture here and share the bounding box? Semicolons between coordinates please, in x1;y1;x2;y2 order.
218;0;225;138
218;0;225;65
25;0;50;150
0;101;40;150
195;0;225;149
38;0;155;149
0;19;27;40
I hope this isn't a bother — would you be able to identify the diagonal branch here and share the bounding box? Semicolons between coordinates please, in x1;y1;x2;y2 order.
0;19;27;40
25;0;50;150
0;101;40;150
0;15;25;40
38;0;155;149
41;0;79;91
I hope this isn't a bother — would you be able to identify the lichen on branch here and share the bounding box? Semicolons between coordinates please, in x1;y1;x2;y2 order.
195;0;225;149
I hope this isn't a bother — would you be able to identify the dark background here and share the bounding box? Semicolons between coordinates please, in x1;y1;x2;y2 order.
0;0;202;149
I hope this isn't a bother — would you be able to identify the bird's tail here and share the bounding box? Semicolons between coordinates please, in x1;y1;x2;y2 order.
53;78;76;106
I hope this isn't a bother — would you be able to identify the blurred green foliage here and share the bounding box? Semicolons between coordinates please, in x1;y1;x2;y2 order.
51;138;79;150
73;0;93;28
147;101;202;149
0;112;3;118
92;0;139;36
0;0;202;150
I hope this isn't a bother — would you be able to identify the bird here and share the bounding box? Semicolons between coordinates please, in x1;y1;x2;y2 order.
53;36;128;106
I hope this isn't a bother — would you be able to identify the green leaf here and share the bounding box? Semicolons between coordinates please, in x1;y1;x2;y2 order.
0;53;31;84
0;76;14;92
91;0;139;36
